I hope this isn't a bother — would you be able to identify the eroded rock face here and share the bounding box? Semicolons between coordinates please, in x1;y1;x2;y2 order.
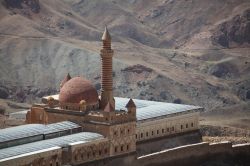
233;79;250;101
246;90;250;100
0;87;9;99
4;0;40;13
121;64;153;74
208;62;238;78
212;9;250;48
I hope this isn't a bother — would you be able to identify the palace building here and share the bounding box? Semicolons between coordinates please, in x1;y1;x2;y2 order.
0;27;203;166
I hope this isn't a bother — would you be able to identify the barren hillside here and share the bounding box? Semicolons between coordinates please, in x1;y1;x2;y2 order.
0;0;249;119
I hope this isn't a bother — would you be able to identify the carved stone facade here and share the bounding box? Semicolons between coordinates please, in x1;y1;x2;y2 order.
136;112;200;142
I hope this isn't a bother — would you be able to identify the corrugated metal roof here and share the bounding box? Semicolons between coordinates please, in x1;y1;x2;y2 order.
0;132;104;160
114;97;202;121
43;121;81;134
42;95;202;121
0;121;81;143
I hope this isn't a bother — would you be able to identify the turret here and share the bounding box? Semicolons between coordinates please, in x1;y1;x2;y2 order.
126;98;136;117
60;73;71;89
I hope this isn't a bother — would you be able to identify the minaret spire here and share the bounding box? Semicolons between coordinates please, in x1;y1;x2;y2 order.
100;26;115;110
102;26;111;41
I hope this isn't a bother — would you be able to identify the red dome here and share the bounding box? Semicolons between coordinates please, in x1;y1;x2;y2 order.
59;77;98;105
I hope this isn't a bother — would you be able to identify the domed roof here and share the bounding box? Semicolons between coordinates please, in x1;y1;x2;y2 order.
59;77;98;105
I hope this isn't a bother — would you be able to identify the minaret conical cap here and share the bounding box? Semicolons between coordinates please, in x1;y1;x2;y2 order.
102;26;111;41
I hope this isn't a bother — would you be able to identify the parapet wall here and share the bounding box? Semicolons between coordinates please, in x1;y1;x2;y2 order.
135;142;250;166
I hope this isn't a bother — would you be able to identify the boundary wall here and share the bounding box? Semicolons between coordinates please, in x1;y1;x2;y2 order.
135;142;250;166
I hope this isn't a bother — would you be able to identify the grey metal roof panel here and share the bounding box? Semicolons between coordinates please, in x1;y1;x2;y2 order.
0;132;104;160
43;121;81;134
0;124;44;143
0;121;81;143
114;97;202;121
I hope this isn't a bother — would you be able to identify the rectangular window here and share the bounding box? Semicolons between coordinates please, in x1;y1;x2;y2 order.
152;131;154;135
146;132;148;137
191;123;194;127
181;125;183;129
127;144;129;150
104;148;108;154
127;129;130;134
157;130;159;134
172;127;174;131
136;134;137;139
121;146;124;151
167;128;169;132
162;129;164;133
99;150;102;156
186;124;188;128
141;133;143;138
115;147;117;153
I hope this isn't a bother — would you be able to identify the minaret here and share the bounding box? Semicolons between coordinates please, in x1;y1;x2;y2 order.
100;27;115;110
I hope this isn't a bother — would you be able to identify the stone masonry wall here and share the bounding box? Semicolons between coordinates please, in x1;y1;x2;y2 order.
135;142;250;166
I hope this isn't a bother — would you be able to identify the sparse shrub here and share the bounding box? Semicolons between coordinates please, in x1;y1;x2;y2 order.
0;105;6;115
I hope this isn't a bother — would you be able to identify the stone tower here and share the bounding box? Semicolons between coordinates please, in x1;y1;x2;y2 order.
100;27;115;110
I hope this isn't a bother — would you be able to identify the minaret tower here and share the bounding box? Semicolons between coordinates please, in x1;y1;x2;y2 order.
100;27;115;110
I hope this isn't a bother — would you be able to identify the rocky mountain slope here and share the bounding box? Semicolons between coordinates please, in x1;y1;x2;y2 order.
0;0;249;113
